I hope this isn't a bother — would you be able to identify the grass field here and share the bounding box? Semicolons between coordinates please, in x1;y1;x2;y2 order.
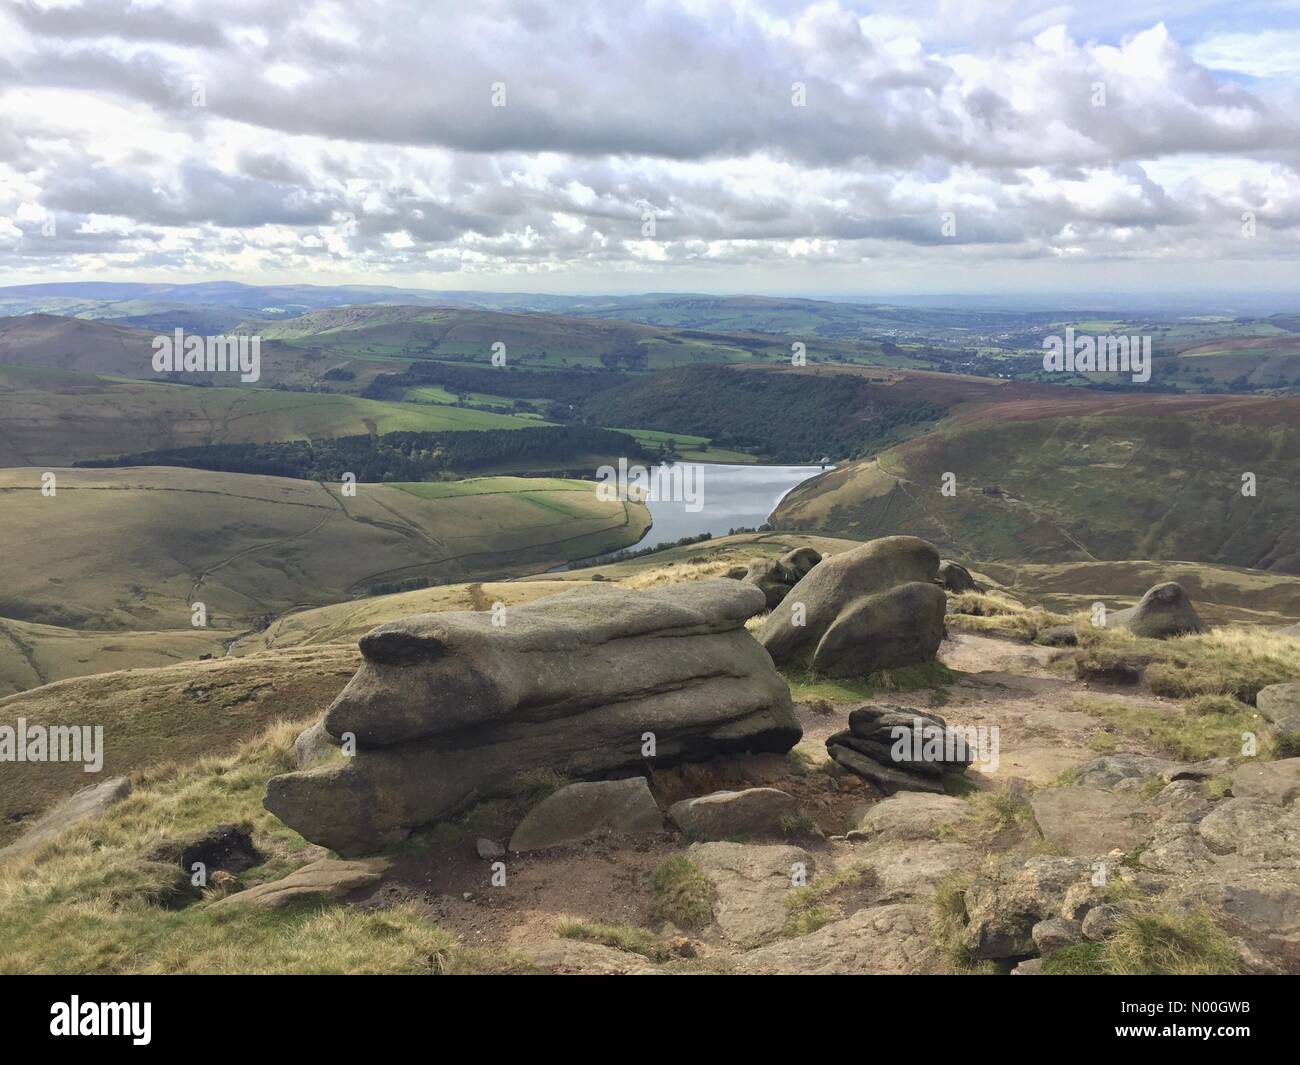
0;467;650;632
774;398;1300;574
0;367;544;466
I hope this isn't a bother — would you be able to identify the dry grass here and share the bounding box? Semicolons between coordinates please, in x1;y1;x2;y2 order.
944;590;1071;641
0;718;458;974
1074;624;1299;701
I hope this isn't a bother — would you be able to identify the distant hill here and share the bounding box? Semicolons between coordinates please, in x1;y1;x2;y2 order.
773;386;1300;574
0;467;649;631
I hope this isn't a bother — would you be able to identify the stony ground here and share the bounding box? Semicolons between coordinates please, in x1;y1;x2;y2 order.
322;631;1298;974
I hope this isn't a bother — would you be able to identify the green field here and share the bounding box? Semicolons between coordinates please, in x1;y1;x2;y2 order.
0;367;544;466
774;398;1300;574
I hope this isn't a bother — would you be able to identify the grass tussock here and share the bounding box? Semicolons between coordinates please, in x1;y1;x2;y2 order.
945;591;1071;642
1073;695;1262;762
557;920;671;962
1043;906;1239;976
1074;625;1299;702
787;660;958;704
649;854;715;930
0;718;458;975
782;864;873;937
928;870;994;974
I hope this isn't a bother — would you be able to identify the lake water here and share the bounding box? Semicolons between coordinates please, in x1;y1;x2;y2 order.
588;461;829;561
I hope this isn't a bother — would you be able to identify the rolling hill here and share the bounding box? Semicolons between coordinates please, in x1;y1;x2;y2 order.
0;467;650;632
773;387;1300;573
0;365;544;467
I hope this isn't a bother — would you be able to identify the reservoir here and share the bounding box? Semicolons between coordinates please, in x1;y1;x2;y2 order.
616;461;828;551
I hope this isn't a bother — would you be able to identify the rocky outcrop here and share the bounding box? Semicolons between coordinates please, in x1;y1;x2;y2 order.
1257;684;1300;748
668;787;800;841
847;792;972;842
758;536;946;677
827;704;973;794
741;548;823;609
0;776;131;866
211;858;388;909
1029;788;1152;856
264;581;801;856
1109;581;1204;638
688;841;813;947
508;778;665;852
937;560;977;592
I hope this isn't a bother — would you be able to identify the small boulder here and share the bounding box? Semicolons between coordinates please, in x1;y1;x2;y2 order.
1029;788;1152;856
848;792;971;842
1081;903;1123;941
1109;582;1203;639
1228;759;1300;807
0;776;132;866
743;559;796;610
779;547;822;580
668;787;800;841
937;560;977;592
212;858;388;909
1256;683;1300;746
509;778;664;853
476;838;505;860
1032;916;1084;954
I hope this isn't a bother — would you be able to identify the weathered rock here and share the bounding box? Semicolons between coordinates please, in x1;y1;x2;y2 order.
687;841;812;948
963;857;1094;959
1073;753;1177;791
211;858;388;909
509;778;664;852
1030;788;1152;856
758;535;946;677
1198;798;1300;864
1109;582;1204;639
779;547;822;580
476;837;505;860
292;718;340;769
828;743;946;795
1257;684;1300;746
1081;903;1123;941
0;776;131;865
1037;624;1078;647
743;560;796;610
937;560;977;592
723;565;749;580
148;823;262;875
517;938;661;975
848;792;971;842
736;903;938;974
1032;916;1084;954
668;787;799;841
1230;759;1300;807
1012;958;1044;975
265;581;800;855
857;839;976;901
828;703;973;793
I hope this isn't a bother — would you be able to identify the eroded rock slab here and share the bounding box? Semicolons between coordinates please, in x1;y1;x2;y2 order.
212;858;388;909
0;776;131;865
688;841;812;948
509;778;664;852
737;903;938;974
668;788;799;841
265;581;800;855
1030;788;1152;857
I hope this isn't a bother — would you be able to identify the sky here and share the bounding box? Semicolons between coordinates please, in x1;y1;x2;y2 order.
1;0;1298;296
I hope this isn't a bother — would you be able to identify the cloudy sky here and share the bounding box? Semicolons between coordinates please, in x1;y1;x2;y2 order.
1;0;1298;295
